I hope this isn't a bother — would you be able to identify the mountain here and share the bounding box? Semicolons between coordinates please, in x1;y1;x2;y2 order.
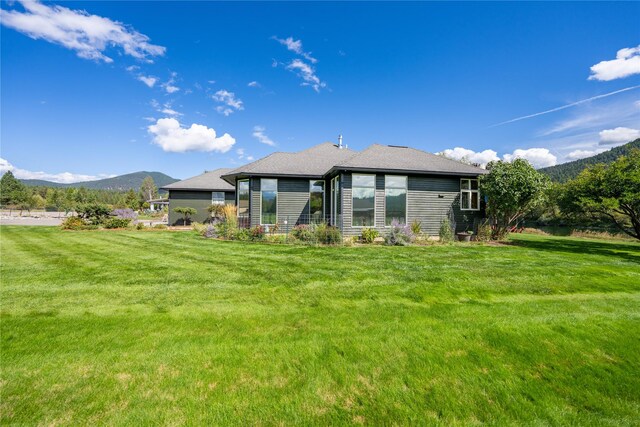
539;138;640;183
21;171;179;191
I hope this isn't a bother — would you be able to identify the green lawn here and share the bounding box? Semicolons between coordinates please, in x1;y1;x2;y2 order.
1;226;639;425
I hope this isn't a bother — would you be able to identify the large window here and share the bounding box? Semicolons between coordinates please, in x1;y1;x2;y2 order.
461;178;480;211
310;180;324;222
237;180;249;215
352;174;375;227
261;178;277;225
212;192;225;205
385;175;407;225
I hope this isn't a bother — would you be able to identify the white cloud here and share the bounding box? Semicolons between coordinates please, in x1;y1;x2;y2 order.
598;127;640;145
142;116;156;122
0;0;165;63
589;45;640;81
247;81;261;88
0;157;113;183
286;59;326;92
147;118;235;153
137;75;157;88
252;126;276;146
160;108;182;116
503;148;557;168
272;36;317;63
567;149;607;160
438;147;499;167
212;90;243;116
161;72;180;94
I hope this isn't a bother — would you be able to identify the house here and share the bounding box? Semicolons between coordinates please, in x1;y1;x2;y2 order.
162;168;236;225
147;198;169;212
221;141;487;236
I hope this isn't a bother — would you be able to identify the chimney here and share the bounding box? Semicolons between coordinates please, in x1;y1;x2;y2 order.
338;134;343;149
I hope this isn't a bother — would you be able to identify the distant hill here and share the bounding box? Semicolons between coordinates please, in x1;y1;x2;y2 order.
21;171;179;191
539;138;640;183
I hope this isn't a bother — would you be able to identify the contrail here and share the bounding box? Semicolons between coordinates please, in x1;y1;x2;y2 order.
490;85;640;127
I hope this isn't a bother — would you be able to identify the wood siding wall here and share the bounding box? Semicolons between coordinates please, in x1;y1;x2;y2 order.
168;190;235;225
340;173;483;237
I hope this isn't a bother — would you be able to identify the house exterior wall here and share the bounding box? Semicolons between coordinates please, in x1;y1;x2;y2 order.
340;172;483;237
168;190;235;225
247;177;326;230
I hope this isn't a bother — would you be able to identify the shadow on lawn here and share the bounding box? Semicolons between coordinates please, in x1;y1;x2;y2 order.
512;236;640;264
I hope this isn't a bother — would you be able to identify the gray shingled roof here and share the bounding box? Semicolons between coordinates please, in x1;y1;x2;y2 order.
333;144;487;176
222;142;358;182
162;168;235;191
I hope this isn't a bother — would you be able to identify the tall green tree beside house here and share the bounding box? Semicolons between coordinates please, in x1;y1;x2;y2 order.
481;159;549;240
560;149;640;240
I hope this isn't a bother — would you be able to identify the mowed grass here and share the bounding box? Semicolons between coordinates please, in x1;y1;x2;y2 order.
1;226;639;425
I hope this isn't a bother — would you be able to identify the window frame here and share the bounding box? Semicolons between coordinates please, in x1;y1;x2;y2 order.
260;178;278;225
236;179;250;216
460;178;480;211
211;191;225;206
384;175;408;226
351;173;376;228
309;179;325;220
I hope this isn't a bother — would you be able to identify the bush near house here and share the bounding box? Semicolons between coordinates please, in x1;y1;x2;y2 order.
360;228;380;244
173;206;197;226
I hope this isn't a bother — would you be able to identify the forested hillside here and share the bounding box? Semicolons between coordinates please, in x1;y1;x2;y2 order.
539;139;640;182
20;171;178;191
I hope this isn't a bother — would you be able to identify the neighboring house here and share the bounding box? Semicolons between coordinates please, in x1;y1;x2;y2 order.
162;168;236;225
221;142;487;236
147;198;169;212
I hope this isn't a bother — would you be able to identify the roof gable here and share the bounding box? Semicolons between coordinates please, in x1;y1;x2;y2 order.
334;144;487;175
162;168;235;191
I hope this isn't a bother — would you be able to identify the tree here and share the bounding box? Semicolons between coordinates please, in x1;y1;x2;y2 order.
31;193;46;210
173;206;197;225
140;176;158;202
560;149;640;240
0;171;23;208
481;158;549;240
124;189;140;210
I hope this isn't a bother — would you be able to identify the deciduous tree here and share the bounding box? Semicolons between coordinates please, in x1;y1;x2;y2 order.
560;149;640;240
481;159;549;240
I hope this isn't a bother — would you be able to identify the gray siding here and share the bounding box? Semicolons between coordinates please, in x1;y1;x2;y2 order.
340;173;483;237
250;178;261;227
277;179;310;226
168;190;235;225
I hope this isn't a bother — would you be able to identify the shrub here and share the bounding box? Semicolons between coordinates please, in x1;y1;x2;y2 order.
314;223;341;245
291;224;314;241
207;204;225;220
266;234;287;244
361;227;379;244
192;222;206;234
173;206;197;225
153;224;167;230
250;225;265;241
103;218;131;229
76;203;111;224
221;205;238;226
476;220;492;242
60;216;87;230
410;219;422;236
234;228;250;241
385;219;415;246
439;218;454;243
136;222;145;230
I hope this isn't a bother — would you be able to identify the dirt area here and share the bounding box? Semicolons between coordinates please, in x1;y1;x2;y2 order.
0;211;68;226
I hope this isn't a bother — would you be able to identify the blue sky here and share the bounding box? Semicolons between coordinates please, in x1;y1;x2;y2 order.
1;1;639;182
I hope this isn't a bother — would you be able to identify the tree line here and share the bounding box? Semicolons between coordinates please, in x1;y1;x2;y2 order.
481;148;640;241
0;173;162;214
